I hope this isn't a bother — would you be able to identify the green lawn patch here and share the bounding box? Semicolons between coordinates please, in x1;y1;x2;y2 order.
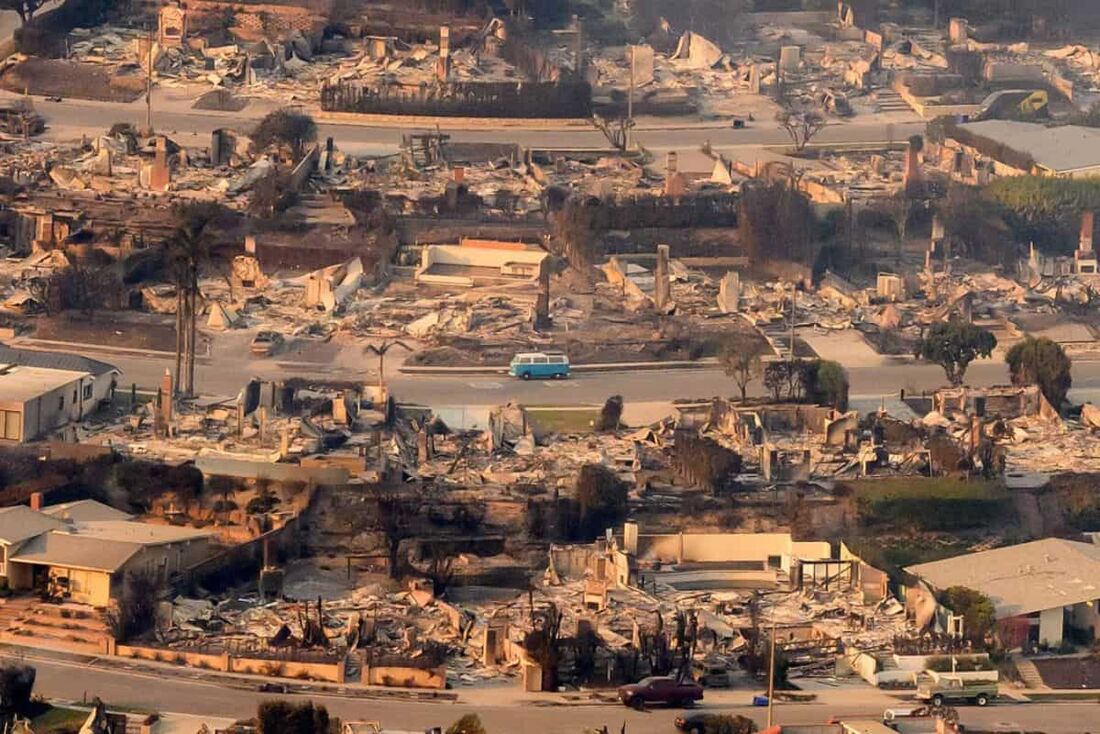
1025;691;1100;702
32;706;91;734
842;478;1011;531
523;406;600;435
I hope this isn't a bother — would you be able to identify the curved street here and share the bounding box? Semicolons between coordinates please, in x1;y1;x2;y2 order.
6;650;1100;734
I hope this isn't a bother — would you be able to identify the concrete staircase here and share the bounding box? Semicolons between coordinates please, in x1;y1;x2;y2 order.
875;89;913;114
0;599;111;654
1014;656;1047;690
0;597;40;632
761;320;794;360
878;655;900;672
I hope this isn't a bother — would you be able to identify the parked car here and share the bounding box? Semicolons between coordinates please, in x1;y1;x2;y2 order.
251;330;285;356
617;676;703;709
915;675;997;707
509;351;570;380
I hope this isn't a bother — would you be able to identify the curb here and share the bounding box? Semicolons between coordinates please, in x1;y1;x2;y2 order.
314;110;595;131
11;337;179;358
0;643;457;703
10;338;208;361
398;357;720;376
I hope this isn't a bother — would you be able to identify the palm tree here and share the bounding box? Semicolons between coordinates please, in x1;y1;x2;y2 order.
365;339;411;391
165;203;223;396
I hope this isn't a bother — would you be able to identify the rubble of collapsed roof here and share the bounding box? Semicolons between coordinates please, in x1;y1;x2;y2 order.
56;13;541;110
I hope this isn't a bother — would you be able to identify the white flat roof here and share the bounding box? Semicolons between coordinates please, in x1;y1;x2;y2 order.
0;365;88;403
907;537;1100;618
957;120;1100;174
63;520;212;546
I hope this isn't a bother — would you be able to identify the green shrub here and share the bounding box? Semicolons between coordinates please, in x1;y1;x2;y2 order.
926;654;994;672
446;714;486;734
700;714;756;734
848;479;1010;531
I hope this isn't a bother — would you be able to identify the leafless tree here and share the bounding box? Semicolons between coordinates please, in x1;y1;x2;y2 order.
778;109;826;152
721;348;761;402
346;485;422;579
425;545;455;595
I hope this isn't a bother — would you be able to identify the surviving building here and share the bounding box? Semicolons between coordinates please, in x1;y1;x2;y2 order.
944;120;1100;181
0;498;211;606
0;347;120;442
906;538;1100;647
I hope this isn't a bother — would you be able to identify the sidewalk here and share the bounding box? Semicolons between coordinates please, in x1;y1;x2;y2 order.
0;642;459;704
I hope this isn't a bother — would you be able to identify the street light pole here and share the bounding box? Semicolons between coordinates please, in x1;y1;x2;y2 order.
145;23;153;134
767;619;777;728
789;287;796;361
626;44;635;151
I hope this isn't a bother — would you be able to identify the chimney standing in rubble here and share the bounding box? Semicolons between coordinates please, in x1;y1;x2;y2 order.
279;428;290;460
904;136;922;192
654;244;671;311
436;25;451;81
534;264;552;331
1081;211;1095;253
149;135;170;192
161;368;173;427
258;405;269;445
664;151;684;199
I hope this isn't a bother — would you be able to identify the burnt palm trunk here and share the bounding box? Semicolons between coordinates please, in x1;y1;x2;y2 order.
187;273;197;395
173;286;183;394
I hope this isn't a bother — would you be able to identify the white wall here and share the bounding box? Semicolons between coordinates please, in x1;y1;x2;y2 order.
19;373;114;441
423;244;547;270
636;532;830;565
1039;606;1065;646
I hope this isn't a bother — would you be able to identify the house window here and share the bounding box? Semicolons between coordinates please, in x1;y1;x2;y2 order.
82;383;92;401
57;395;64;411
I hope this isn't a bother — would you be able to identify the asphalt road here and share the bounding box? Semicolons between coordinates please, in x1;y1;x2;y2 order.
49;341;1100;411
7;652;1100;734
22;93;923;156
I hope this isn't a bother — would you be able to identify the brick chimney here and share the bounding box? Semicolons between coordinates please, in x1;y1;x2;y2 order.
453;165;465;183
161;369;173;426
664;151;684;199
436;25;451;81
1081;210;1094;253
29;492;42;511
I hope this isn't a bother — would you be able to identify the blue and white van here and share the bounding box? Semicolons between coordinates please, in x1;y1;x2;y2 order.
509;352;570;380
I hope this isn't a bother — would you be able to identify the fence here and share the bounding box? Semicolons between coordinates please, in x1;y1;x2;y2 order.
320;80;592;119
114;643;346;683
563;193;739;231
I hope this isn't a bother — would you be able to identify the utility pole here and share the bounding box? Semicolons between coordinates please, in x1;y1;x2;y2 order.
788;286;796;362
144;22;154;134
766;619;777;728
626;44;635;151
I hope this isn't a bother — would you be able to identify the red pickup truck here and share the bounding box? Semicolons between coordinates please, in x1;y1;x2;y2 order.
617;676;704;709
